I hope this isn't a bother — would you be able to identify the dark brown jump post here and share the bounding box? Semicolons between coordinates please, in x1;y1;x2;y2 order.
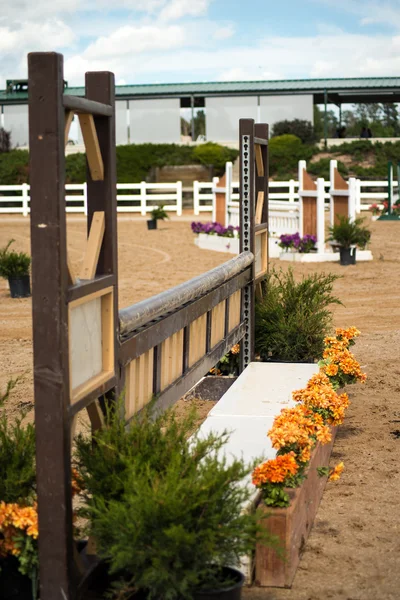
29;51;269;599
29;52;119;600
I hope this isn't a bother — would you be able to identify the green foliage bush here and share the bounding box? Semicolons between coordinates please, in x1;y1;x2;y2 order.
272;119;318;144
192;142;238;174
0;240;31;278
328;216;371;249
0;150;29;184
0;143;238;184
0;380;36;504
255;269;341;363
269;135;317;179
76;404;271;599
308;158;348;179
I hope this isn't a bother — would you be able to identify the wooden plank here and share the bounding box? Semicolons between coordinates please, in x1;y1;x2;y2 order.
255;191;264;225
210;301;226;348
78;113;104;181
160;330;183;391
189;313;207;367
333;196;349;225
255;144;264;177
28;51;75;600
101;290;114;372
67;256;76;286
86;399;104;432
68;285;113;310
71;370;113;406
64;111;74;147
302;168;317;191
228;290;241;332
80;211;105;280
302;196;317;237
334;168;348;190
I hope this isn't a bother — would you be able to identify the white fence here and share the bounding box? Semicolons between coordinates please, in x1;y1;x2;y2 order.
192;178;393;214
0;182;183;216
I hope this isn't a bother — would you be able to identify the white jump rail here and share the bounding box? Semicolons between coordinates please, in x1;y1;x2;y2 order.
0;182;183;216
193;178;219;216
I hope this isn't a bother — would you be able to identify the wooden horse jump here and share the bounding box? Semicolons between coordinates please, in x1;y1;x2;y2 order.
329;159;357;225
298;160;325;253
28;52;269;600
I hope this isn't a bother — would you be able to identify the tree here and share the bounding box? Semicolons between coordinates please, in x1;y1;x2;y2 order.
193;109;206;140
271;119;317;144
382;103;400;136
313;106;338;139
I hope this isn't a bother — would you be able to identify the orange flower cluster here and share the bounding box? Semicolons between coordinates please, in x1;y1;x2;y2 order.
335;326;360;342
268;404;332;457
252;326;362;504
293;374;350;426
230;344;240;355
322;333;366;385
72;467;84;497
329;461;344;481
252;452;298;486
0;502;38;557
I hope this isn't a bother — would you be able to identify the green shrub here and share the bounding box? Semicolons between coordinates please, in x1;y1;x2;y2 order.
255;269;341;363
269;135;317;178
76;404;272;599
327;216;371;249
0;240;31;279
308;158;348;179
0;149;29;184
272;119;318;144
0;379;36;504
192;142;239;175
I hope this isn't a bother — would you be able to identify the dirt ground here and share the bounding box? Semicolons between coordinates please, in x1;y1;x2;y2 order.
1;214;400;599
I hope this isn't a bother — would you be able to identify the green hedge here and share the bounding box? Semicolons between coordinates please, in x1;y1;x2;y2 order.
269;134;317;179
0;143;239;185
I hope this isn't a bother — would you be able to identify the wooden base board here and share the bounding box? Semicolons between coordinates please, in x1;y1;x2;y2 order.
255;427;337;588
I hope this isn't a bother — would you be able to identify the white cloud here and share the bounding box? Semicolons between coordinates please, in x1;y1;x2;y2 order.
213;24;235;40
83;25;185;60
159;0;211;22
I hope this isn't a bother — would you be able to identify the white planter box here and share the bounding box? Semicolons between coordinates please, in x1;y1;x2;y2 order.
194;233;239;254
280;249;373;262
195;233;281;258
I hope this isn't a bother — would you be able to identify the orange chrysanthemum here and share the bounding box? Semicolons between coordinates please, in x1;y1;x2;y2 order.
329;462;344;481
252;452;298;486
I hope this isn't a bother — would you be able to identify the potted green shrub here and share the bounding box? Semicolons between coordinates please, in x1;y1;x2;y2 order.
75;404;274;600
327;217;371;266
147;205;170;230
0;240;31;298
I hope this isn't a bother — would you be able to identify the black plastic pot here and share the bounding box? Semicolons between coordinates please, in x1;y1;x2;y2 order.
147;219;157;230
0;557;34;600
8;275;31;298
193;567;245;600
339;246;356;266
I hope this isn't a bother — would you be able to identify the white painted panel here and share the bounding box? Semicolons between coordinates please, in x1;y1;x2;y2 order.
259;94;313;130
3;104;29;148
70;297;103;390
206;96;258;143
130;98;180;143
210;362;319;417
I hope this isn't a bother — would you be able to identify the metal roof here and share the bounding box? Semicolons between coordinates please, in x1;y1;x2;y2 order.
1;76;400;104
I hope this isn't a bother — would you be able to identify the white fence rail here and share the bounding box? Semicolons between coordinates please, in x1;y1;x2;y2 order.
193;178;392;214
0;182;183;216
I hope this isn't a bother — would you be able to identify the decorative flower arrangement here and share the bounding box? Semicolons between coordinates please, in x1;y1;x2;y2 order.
278;232;317;253
369;200;400;217
191;221;240;238
319;327;367;389
253;327;366;507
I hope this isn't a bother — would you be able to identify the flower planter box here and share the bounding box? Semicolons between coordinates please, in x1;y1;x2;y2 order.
194;233;240;254
254;426;337;588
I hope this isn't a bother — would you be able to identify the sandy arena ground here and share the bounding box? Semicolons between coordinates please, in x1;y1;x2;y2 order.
1;214;400;599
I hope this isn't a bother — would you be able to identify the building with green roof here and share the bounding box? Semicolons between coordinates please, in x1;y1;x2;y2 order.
1;76;399;148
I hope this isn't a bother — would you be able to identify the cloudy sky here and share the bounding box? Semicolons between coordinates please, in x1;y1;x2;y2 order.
1;0;400;88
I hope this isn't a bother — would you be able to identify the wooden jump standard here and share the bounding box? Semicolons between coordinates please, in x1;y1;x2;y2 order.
28;52;269;600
